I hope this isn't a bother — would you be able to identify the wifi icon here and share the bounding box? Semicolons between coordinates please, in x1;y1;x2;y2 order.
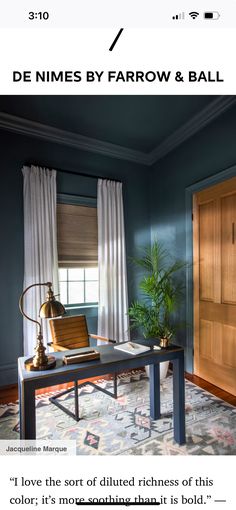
189;11;199;19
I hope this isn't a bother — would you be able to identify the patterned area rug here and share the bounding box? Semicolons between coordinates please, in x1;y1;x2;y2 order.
0;371;236;455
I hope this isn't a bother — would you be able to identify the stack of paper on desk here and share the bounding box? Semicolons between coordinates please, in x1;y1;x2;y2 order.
114;342;151;355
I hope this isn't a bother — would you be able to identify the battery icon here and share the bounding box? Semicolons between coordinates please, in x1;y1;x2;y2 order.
204;12;220;20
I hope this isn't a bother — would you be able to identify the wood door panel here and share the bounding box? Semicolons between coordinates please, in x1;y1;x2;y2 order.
199;319;222;366
200;301;236;327
221;193;236;304
222;325;236;368
199;319;213;360
194;176;236;396
199;201;214;302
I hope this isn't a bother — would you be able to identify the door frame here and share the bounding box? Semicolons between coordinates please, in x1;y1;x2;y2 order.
185;164;236;374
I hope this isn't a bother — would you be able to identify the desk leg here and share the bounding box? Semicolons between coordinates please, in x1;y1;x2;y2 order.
173;353;186;445
149;363;161;420
18;376;36;440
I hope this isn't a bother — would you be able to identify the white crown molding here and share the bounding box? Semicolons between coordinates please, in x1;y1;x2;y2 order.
147;96;236;165
0;112;148;166
0;96;235;166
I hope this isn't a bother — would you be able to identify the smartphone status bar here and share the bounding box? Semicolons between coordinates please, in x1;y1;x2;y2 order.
1;1;236;29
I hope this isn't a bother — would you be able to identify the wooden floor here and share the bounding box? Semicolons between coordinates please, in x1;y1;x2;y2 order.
0;372;236;406
185;373;236;406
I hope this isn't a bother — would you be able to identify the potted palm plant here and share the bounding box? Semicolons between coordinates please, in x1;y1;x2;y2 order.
128;240;186;378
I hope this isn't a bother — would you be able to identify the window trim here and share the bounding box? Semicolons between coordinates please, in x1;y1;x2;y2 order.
64;302;99;310
57;192;97;208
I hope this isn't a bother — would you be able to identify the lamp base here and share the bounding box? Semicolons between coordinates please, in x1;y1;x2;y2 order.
24;356;56;371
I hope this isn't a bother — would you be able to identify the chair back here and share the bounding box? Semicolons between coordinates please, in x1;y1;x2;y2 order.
49;315;90;351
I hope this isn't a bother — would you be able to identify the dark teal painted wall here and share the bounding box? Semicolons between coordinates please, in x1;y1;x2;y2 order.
150;105;236;371
2;104;235;385
0;131;150;386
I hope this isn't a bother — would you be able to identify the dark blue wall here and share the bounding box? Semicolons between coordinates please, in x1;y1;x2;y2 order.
150;105;236;371
0;131;150;386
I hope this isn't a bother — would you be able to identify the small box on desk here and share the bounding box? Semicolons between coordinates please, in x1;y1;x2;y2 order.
63;349;100;365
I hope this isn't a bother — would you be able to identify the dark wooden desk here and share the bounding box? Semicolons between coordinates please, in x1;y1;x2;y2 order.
18;340;185;445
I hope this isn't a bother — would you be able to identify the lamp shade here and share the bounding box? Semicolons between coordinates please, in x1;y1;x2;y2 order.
39;284;65;319
39;299;65;318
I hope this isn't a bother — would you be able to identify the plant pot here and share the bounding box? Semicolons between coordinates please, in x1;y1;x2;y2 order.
145;361;169;381
159;337;170;348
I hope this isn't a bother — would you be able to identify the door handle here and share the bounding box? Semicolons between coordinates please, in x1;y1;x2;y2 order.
232;222;235;244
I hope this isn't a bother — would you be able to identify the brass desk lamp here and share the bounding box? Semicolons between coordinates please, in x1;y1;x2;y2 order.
19;282;65;371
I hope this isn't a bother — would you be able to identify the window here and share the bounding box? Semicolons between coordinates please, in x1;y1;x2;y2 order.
57;199;98;306
59;267;99;305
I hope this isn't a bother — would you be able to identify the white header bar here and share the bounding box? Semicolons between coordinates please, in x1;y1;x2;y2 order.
0;28;235;94
1;1;236;28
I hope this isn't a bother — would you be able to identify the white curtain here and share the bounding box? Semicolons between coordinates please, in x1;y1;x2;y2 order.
22;165;59;355
97;179;129;342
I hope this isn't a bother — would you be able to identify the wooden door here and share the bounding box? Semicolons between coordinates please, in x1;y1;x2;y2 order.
193;176;236;396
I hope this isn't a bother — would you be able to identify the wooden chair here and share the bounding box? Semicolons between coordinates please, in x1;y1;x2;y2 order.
49;315;117;421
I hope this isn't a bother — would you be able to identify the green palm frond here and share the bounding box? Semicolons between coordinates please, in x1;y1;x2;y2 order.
131;241;167;273
128;240;187;340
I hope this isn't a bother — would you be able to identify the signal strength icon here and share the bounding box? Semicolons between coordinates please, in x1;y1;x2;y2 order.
172;12;185;20
189;11;199;19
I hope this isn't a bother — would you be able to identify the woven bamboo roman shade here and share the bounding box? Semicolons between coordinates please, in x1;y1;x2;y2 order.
57;203;98;268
